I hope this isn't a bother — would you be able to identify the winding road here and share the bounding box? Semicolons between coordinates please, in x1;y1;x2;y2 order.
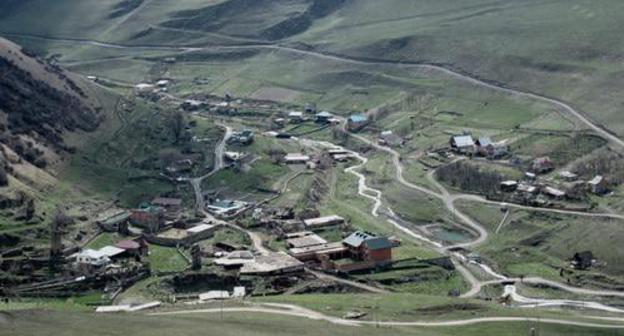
3;32;622;148
148;302;624;329
295;119;624;314
7;30;624;324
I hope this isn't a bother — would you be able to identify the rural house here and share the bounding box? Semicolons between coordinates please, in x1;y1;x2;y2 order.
347;114;369;132
588;175;609;195
315;111;333;123
450;135;475;154
476;137;508;158
379;131;405;147
151;197;182;213
288;111;304;123
130;205;165;232
531;157;555;174
289;231;399;273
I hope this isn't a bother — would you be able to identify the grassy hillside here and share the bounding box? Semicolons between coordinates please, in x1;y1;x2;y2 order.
2;0;623;135
1;307;624;336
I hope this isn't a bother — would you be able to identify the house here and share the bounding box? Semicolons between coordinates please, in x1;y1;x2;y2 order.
288;111;304;123
450;135;475;154
517;183;538;194
115;239;148;257
476;137;508;158
206;199;247;216
130;205;165;232
571;251;594;270
135;83;154;93
379;131;404;147
151;197;182;212
214;250;255;269
531;157;555;174
288;231;399;273
342;231;397;266
181;99;205;111
239;252;304;275
347;114;369;132
74;245;128;271
228;130;254;145
305;103;317;114
96;211;131;232
559;171;578;182
284;153;310;165
75;249;111;268
273;118;286;128
500;180;518;192
588;175;609;195
303;215;345;229
328;118;342;125
315;111;333;123
223;151;245;163
328;148;352;161
286;232;327;249
166;159;194;174
543;186;566;199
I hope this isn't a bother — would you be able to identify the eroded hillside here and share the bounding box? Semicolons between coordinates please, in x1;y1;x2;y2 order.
0;37;102;171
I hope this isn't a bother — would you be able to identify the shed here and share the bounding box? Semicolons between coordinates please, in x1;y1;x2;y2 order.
588;175;608;195
303;215;345;229
500;180;518;192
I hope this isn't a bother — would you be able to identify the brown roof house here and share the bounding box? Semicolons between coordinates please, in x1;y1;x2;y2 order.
289;231;399;273
476;137;508;159
531;157;555;174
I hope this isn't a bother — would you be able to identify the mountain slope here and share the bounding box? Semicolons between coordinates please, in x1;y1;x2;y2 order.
2;0;623;137
0;37;102;167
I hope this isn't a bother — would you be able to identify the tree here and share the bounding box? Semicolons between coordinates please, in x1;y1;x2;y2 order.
49;209;73;274
170;110;186;142
0;165;7;187
267;148;286;164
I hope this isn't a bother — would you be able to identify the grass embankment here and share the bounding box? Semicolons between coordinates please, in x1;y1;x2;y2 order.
457;200;624;286
3;307;623;336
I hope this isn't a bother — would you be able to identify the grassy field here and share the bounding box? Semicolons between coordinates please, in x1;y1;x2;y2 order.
3;2;624;333
2;307;624;336
148;245;189;273
457;200;624;285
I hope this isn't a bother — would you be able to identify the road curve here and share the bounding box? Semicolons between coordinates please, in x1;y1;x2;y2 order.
5;32;621;147
148;302;624;329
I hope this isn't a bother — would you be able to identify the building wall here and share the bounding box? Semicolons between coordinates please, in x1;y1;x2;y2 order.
368;248;392;263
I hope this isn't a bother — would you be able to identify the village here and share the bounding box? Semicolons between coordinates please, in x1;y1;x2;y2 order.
1;77;619;316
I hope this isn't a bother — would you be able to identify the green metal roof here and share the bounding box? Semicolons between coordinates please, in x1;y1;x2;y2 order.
343;231;394;250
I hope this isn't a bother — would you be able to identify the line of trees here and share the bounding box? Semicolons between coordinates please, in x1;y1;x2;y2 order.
436;161;505;197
